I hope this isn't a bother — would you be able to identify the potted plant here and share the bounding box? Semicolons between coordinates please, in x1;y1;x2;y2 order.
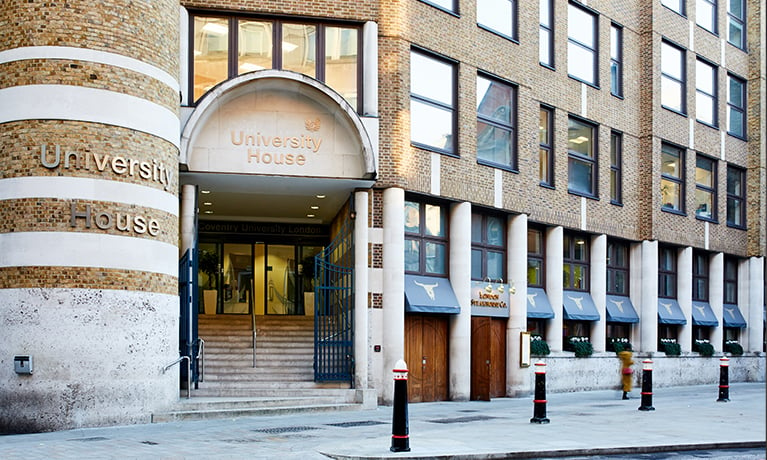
725;340;744;356
567;336;593;357
660;338;681;356
693;339;715;357
530;335;551;356
199;249;219;315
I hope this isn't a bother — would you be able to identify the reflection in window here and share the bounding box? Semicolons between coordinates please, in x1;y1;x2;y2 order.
527;228;544;287
567;3;598;85
693;252;709;301
696;59;717;126
567;117;597;197
539;0;554;67
325;27;358;108
610;131;622;204
405;200;448;275
727;74;746;138
282;23;316;77
695;155;716;221
238;21;273;74
610;24;623;97
726;165;746;228
410;50;456;153
661;41;686;113
724;257;738;304
471;213;506;281
477;74;517;168
661;0;685;15
478;0;516;40
563;233;589;291
661;143;685;212
696;0;717;33
727;0;746;49
193;17;229;101
539;106;554;186
421;0;456;12
607;240;629;295
659;246;677;298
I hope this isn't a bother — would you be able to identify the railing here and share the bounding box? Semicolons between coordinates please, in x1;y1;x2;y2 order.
194;338;205;384
251;307;257;367
163;355;191;399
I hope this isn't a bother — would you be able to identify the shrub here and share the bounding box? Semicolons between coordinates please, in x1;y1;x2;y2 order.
661;341;681;356
725;341;744;356
693;340;715;357
609;338;632;354
571;340;593;358
530;336;551;356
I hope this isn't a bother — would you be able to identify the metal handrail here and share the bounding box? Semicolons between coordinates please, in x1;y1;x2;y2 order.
195;338;205;383
251;307;257;368
163;355;191;399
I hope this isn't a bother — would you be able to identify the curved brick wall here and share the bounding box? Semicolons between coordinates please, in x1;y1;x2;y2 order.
0;1;180;432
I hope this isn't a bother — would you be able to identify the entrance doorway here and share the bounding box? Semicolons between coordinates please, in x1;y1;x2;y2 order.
470;316;507;400
405;314;449;403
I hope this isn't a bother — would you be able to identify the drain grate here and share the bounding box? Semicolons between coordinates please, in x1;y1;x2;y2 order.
326;420;387;428
140;441;159;445
67;437;109;442
428;415;498;424
253;426;322;434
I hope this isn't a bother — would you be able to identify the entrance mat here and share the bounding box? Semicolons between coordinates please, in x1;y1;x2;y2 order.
252;426;322;434
325;420;387;428
427;415;499;424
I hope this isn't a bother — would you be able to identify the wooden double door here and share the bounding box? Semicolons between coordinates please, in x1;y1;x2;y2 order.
470;316;507;401
404;314;449;403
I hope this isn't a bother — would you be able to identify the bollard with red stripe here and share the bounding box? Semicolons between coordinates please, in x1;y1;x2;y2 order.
638;359;655;411
390;359;411;452
530;361;550;424
717;357;730;402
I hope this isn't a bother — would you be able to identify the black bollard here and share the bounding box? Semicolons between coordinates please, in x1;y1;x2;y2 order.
717;357;730;402
530;361;550;424
390;359;411;452
638;359;655;411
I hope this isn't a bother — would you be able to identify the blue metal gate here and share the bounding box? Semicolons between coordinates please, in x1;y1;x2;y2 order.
314;218;354;384
179;248;200;385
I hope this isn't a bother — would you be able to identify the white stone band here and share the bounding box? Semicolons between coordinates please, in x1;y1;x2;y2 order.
0;232;178;276
0;176;178;216
0;46;179;92
0;85;180;149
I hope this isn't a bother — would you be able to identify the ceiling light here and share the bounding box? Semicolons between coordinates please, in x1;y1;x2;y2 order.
201;190;211;194
203;202;213;206
310;205;319;210
316;194;326;199
204;210;214;214
307;214;315;218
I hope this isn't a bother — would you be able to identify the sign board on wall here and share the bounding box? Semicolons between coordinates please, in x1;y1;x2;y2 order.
470;280;510;318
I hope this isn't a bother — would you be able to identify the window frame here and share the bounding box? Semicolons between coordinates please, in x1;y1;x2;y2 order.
419;0;459;15
539;0;555;68
695;57;718;127
610;23;624;97
410;48;458;156
661;142;686;214
607;239;630;296
694;154;718;222
471;211;507;281
567;116;598;199
527;226;546;288
727;0;746;50
692;251;709;302
476;72;518;171
477;0;518;42
539;105;555;187
726;164;746;229
563;232;590;292
696;0;718;34
567;2;599;87
658;245;677;299
726;73;747;139
661;0;686;16
610;130;623;205
723;256;738;304
404;198;450;276
661;40;687;115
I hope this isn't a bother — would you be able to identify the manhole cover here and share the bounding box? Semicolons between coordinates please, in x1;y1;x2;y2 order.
253;426;321;434
428;415;498;424
326;420;387;428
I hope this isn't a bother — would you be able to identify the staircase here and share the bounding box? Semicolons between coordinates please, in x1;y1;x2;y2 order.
152;314;372;422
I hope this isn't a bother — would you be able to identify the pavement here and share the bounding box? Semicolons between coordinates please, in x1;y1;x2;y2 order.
0;382;764;460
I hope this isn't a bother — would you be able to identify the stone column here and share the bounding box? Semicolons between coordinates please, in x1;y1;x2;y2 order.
180;184;197;256
639;241;658;353
709;253;724;353
678;247;693;353
0;1;180;433
381;187;405;404
354;190;370;389
507;214;528;396
545;226;564;352
449;201;471;401
747;257;765;352
630;242;647;350
591;234;607;353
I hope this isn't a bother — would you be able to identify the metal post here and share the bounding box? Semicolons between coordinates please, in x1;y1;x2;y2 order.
717;357;730;402
390;359;411;452
638;359;655;411
530;361;550;424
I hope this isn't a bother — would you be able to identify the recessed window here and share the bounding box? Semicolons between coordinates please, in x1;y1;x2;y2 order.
727;74;746;138
539;106;554;186
693;251;709;301
724;257;738;303
726;165;746;228
695;155;717;221
471;213;506;281
607;240;629;295
661;143;685;213
661;0;686;15
567;3;598;86
476;73;517;169
563;233;589;291
478;0;517;40
420;0;457;13
695;59;718;126
696;0;717;34
405;199;448;275
610;131;622;204
727;0;746;49
659;245;677;298
661;40;686;114
610;24;623;97
539;0;554;67
567;117;597;198
410;49;457;154
527;228;545;287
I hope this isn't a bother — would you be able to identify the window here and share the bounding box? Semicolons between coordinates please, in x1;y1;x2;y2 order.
610;131;622;204
568;117;597;197
661;0;686;15
191;15;360;108
693;251;709;301
404;199;448;275
695;155;717;221
527;227;545;287
610;24;623;97
661;41;686;114
420;0;457;13
410;49;457;154
477;74;517;169
661;143;685;213
659;246;677;298
696;0;717;34
726;165;746;228
563;233;589;291
727;0;746;49
478;0;517;40
567;3;598;85
471;213;506;281
539;0;554;67
695;59;718;126
724;257;738;304
607;240;629;295
539;106;554;186
727;74;746;138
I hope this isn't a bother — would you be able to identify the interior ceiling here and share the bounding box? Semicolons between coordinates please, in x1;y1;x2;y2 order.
182;172;371;224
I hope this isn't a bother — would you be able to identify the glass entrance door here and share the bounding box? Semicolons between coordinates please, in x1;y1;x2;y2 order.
265;245;323;315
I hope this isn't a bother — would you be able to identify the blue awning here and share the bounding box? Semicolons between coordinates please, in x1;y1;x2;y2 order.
404;275;460;314
562;290;600;321
722;304;747;328
606;295;639;323
527;287;555;319
658;299;687;325
692;302;719;327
